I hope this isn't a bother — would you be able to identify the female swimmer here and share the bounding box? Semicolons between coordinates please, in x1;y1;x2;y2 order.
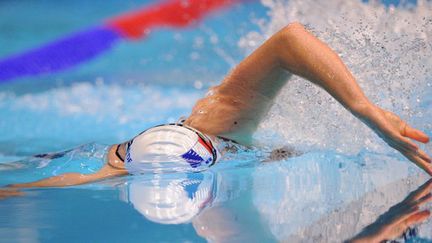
5;22;431;188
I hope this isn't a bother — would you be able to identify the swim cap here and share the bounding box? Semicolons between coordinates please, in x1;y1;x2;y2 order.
126;172;216;224
125;124;219;173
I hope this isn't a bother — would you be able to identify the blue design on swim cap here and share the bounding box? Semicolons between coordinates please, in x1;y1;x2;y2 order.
126;152;132;163
182;173;204;199
125;139;134;163
181;149;204;168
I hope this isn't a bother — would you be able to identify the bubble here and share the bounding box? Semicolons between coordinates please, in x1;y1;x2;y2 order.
194;80;203;90
95;77;104;86
193;36;204;49
189;52;200;60
210;35;219;44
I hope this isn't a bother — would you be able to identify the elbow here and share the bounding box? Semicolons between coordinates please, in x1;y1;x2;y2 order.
279;22;307;39
275;22;308;49
274;22;307;65
282;22;305;31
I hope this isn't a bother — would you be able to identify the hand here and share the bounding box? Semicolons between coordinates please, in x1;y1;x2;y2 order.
0;188;24;200
348;179;432;243
363;106;431;175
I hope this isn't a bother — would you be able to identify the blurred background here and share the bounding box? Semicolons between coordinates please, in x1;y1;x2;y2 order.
0;0;268;159
2;1;432;243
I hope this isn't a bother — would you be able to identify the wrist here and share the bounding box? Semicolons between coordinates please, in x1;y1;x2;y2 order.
349;100;377;119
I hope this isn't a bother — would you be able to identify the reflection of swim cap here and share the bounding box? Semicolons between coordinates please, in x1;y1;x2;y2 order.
127;172;216;224
125;124;220;174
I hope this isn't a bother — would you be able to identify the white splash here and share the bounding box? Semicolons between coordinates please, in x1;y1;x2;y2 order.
242;0;432;154
8;82;200;124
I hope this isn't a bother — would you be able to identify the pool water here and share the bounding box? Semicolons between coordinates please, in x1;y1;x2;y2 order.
1;0;432;242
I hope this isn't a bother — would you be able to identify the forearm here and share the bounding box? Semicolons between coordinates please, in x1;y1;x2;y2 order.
8;162;128;188
9;173;94;188
277;23;432;174
276;23;374;116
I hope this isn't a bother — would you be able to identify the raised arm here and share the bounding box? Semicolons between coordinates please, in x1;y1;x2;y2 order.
185;22;431;174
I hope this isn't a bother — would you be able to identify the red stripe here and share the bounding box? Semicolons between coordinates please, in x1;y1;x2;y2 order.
107;0;241;39
198;136;213;154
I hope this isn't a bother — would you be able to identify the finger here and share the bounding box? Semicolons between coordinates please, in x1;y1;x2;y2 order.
395;135;419;152
405;181;432;203
386;138;411;153
392;211;429;238
392;140;431;164
388;139;417;156
404;153;432;176
417;148;432;164
415;193;432;206
405;179;432;202
404;210;431;226
393;205;421;225
404;125;430;143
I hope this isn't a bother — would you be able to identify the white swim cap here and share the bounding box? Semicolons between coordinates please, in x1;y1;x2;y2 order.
125;124;220;174
127;172;216;224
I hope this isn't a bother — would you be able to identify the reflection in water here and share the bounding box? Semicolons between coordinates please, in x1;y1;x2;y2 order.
253;152;432;242
2;152;432;242
348;179;432;242
120;172;216;225
120;169;275;242
117;152;432;242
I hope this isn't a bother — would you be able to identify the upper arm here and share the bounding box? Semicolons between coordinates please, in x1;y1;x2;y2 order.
213;22;308;98
185;23;306;143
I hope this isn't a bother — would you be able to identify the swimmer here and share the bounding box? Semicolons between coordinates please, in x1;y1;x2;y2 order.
3;22;431;188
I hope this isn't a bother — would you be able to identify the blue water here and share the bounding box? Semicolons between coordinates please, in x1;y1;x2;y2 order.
1;0;432;242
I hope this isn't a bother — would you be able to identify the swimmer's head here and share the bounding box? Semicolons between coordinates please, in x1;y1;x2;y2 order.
125;124;219;174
